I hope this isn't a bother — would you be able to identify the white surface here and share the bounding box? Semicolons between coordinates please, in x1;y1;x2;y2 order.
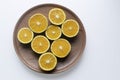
0;0;120;80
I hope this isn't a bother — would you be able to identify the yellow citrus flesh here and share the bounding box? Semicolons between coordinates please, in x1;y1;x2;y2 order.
31;35;50;54
49;8;66;25
51;38;71;58
28;13;48;33
38;52;57;71
17;27;34;44
62;19;79;38
45;25;61;40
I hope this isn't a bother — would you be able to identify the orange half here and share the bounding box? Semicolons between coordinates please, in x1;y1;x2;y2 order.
28;13;48;33
17;27;34;44
51;38;71;58
31;35;50;54
49;8;66;25
62;19;79;38
38;52;57;71
45;25;61;40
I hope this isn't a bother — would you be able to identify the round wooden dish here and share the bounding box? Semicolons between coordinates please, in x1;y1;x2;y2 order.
13;4;86;74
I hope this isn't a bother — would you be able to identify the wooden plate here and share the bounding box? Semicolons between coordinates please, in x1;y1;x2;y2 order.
13;4;86;74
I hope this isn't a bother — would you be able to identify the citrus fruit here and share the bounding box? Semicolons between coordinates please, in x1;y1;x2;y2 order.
38;52;57;71
51;38;71;58
49;8;66;25
28;13;48;33
31;35;50;54
62;19;79;38
17;27;34;44
45;25;62;40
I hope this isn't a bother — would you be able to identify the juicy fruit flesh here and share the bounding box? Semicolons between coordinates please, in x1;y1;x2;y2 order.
17;8;80;72
45;25;61;40
49;8;66;25
39;52;57;71
17;28;33;44
29;13;48;33
31;36;50;54
62;19;79;37
51;39;71;58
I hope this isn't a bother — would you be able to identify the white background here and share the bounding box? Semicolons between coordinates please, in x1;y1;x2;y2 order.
0;0;120;80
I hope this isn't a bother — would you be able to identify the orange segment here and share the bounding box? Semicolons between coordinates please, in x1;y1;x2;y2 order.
45;25;61;40
38;52;57;71
28;13;48;33
31;35;50;54
51;38;71;58
62;19;79;38
17;27;34;44
49;8;66;25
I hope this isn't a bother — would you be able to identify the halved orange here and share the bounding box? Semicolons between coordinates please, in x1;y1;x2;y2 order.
38;52;57;71
45;25;61;40
31;35;50;54
17;27;34;44
28;13;48;33
62;19;79;38
51;38;71;58
49;8;66;25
